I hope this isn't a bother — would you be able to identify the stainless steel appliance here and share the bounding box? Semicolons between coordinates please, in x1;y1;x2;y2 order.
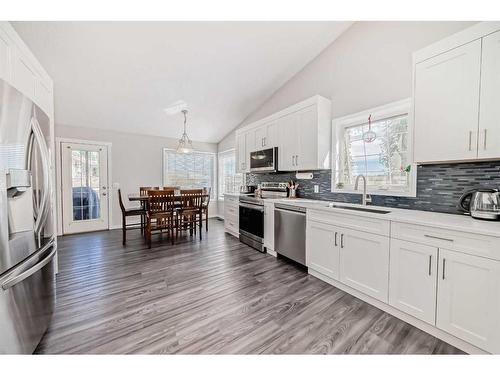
250;147;278;173
239;184;257;194
0;79;56;354
459;188;500;220
239;182;288;252
274;203;306;266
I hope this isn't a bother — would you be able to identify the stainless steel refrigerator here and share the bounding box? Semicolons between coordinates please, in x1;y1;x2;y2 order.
0;78;56;354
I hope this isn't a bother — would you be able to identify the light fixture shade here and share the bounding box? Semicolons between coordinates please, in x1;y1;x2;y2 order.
176;109;193;154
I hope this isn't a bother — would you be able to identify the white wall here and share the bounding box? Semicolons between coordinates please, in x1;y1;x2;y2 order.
55;124;218;231
217;21;476;152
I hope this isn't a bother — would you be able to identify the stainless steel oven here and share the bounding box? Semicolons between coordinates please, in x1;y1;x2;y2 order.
250;147;278;173
239;199;264;252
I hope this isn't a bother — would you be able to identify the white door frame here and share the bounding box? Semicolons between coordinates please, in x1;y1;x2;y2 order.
55;137;113;236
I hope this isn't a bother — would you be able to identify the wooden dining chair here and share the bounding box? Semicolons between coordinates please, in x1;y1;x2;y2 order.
138;186;158;234
202;187;211;232
145;189;177;248
177;189;204;240
118;189;146;245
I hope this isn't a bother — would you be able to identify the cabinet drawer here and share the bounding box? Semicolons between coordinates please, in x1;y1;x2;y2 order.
224;205;238;217
224;195;239;206
224;218;239;233
224;210;239;225
391;221;500;261
308;209;390;237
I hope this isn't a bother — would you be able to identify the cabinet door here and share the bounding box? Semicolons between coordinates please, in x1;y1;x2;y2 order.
278;113;299;171
0;27;12;82
414;40;481;163
478;30;500;159
254;126;267;150
437;249;500;353
389;239;438;325
12;49;37;98
263;202;274;251
244;131;254;172
236;133;246;172
296;105;318;170
306;220;340;280
339;228;390;302
265;121;278;148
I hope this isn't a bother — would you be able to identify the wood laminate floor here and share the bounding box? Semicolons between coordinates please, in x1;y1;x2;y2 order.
36;219;464;354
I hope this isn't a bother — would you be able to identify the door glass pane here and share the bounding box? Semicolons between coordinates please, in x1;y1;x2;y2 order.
71;150;101;221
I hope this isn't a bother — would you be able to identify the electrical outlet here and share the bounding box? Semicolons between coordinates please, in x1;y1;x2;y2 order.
314;185;319;193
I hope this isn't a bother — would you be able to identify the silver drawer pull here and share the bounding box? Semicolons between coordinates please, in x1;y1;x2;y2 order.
424;234;454;242
428;255;432;276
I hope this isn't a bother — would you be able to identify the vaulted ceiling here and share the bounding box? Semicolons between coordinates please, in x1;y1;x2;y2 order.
13;21;352;143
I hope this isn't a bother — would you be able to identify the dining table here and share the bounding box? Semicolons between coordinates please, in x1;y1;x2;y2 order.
128;192;210;237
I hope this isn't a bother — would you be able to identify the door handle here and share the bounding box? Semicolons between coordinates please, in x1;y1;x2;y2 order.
428;255;432;276
483;129;488;150
442;258;446;280
295;155;299;167
292;155;295;166
263;137;266;146
334;232;338;247
468;131;473;151
340;233;344;248
1;239;56;290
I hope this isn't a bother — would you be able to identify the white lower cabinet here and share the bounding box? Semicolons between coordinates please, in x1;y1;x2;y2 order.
263;202;274;252
223;195;239;237
306;220;340;280
436;249;500;353
339;227;390;303
389;239;438;325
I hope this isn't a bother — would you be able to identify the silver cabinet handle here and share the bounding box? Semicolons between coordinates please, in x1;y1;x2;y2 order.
340;233;344;249
424;234;454;242
261;138;264;147
295;155;299;167
484;129;488;150
334;232;338;247
468;131;472;151
292;155;295;166
442;258;446;280
428;255;432;276
263;137;266;147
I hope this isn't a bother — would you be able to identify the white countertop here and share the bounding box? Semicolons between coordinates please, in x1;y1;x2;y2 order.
230;196;500;238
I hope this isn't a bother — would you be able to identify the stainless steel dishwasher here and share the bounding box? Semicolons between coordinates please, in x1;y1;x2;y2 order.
274;203;306;266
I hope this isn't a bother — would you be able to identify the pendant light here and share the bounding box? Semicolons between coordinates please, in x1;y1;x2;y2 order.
176;109;193;154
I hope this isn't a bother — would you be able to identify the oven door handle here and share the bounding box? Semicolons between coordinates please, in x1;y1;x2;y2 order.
239;202;264;212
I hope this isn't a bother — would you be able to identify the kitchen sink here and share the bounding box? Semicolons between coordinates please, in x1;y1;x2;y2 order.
327;204;391;214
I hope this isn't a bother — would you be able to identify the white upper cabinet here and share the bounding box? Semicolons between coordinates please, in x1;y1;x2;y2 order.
478;30;500;159
413;40;482;163
389;239;438;325
0;28;12;82
0;22;53;116
413;22;500;164
236;95;331;173
437;249;500;353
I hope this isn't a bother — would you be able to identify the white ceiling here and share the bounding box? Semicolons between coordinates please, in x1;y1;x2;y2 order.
12;22;352;143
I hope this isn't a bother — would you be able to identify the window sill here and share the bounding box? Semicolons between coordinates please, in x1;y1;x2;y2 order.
331;188;416;198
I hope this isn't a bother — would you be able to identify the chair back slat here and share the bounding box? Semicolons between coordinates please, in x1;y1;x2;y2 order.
180;189;204;209
140;186;159;196
118;188;126;213
147;189;176;213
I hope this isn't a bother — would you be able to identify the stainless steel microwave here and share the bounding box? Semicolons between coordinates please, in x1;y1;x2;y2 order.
250;147;278;173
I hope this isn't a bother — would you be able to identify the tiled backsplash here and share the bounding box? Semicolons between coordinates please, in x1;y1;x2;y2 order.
247;161;500;215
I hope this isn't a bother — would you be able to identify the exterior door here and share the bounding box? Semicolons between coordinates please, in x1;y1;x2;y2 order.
61;142;109;234
389;239;438;325
413;39;481;163
437;249;500;353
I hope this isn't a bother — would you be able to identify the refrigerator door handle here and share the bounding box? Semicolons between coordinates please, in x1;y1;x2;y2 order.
1;238;56;290
29;115;51;241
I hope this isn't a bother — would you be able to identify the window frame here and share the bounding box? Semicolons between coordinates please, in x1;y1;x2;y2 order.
162;148;217;199
331;98;416;197
217;148;244;201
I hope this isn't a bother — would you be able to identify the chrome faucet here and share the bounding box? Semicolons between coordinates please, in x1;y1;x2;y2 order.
354;175;371;205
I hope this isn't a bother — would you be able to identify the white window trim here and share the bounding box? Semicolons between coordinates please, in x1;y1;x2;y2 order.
331;98;417;198
217;148;245;201
162;148;217;199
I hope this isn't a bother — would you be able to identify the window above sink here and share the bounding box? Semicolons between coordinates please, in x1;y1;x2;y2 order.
331;98;417;197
